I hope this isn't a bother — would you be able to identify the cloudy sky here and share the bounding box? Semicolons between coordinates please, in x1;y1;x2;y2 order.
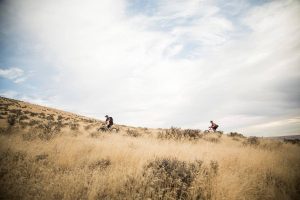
0;0;299;136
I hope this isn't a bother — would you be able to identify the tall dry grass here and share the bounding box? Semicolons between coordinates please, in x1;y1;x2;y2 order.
0;131;299;200
0;97;300;199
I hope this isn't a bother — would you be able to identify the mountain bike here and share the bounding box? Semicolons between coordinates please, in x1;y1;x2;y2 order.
97;125;119;133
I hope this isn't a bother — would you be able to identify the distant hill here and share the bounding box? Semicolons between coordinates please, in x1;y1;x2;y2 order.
267;135;300;140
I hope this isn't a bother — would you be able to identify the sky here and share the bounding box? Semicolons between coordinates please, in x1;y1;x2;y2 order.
0;0;299;136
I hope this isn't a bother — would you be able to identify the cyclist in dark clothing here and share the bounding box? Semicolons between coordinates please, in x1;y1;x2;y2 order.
209;120;219;132
105;115;113;129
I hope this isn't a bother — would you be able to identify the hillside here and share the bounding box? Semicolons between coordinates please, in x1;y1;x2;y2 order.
0;96;299;200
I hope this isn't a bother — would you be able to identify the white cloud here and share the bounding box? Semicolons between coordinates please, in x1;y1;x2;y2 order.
243;117;300;136
3;0;300;135
251;117;300;129
0;90;18;99
0;67;26;83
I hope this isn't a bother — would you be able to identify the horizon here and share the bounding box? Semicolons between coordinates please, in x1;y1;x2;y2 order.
1;0;300;136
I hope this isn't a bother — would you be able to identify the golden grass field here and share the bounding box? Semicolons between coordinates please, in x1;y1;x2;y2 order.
0;96;299;200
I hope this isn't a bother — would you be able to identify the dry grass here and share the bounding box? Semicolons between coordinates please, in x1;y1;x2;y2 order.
0;96;300;200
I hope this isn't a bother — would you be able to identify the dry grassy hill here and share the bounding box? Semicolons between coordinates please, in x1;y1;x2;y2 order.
0;96;299;200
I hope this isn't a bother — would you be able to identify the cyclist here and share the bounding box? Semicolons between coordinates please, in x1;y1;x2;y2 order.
209;120;219;132
105;115;113;129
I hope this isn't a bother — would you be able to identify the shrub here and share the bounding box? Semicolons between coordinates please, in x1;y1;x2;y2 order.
183;129;203;139
55;120;64;129
69;123;79;131
7;115;17;126
29;112;38;117
29;120;41;126
19;115;29;121
57;115;63;121
123;158;218;200
23;128;42;141
19;121;29;129
10;109;22;115
143;158;202;199
0;105;8;111
23;122;61;141
158;127;203;141
284;139;300;145
228;132;245;138
23;110;31;115
243;137;260;146
126;129;141;137
0;111;8;115
39;112;46;118
46;122;61;134
46;115;54;121
0;149;26;162
142;127;151;134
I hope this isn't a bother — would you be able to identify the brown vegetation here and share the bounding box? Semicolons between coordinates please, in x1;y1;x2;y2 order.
0;96;299;200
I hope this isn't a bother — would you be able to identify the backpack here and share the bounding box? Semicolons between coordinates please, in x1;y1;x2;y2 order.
108;117;113;124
